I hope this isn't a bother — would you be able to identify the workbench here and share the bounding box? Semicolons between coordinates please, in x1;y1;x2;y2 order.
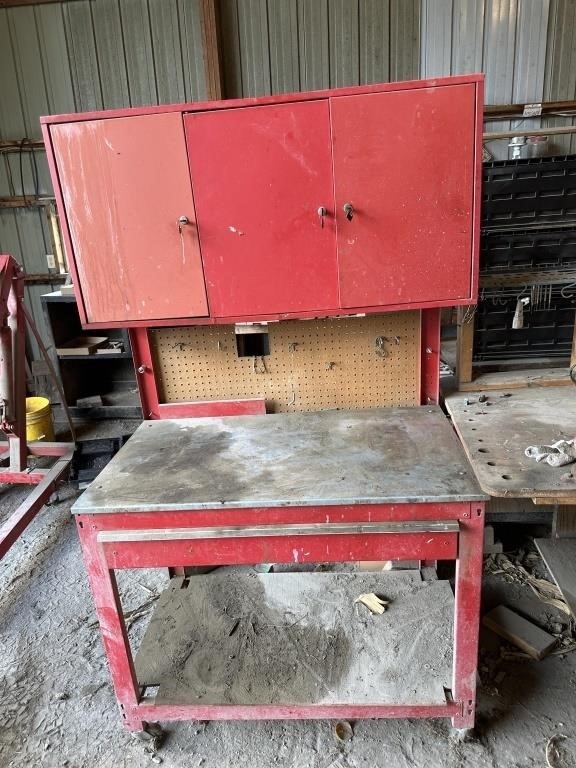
73;406;487;732
445;386;576;628
445;387;576;506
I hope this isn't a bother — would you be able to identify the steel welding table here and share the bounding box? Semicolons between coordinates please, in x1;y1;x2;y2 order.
73;406;487;733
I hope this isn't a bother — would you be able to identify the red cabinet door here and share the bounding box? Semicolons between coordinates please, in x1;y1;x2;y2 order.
332;84;477;308
185;101;338;318
51;113;208;323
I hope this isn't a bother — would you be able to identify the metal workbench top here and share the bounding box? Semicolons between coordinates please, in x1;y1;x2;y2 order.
72;407;486;514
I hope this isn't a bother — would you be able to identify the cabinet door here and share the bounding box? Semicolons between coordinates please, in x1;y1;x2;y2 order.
51;113;208;323
332;84;477;308
185;101;338;317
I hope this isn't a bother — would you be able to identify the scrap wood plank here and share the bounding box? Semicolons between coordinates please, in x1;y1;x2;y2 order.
482;605;556;659
458;367;571;392
535;538;576;619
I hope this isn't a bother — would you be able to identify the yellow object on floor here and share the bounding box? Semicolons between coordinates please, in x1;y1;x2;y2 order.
25;396;55;442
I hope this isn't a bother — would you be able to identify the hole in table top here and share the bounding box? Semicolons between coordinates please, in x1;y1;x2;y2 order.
477;438;483;442
501;474;511;480
487;461;496;466
478;448;489;453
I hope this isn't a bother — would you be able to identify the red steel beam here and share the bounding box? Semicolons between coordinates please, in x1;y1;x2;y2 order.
0;453;72;560
158;399;266;418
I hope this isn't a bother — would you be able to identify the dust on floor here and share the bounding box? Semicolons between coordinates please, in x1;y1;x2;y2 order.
1;485;576;768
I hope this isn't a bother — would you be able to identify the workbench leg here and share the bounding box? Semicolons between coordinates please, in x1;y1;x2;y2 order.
451;503;484;731
76;519;144;732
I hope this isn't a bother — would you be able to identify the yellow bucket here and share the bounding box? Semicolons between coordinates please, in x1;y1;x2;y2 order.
25;396;55;442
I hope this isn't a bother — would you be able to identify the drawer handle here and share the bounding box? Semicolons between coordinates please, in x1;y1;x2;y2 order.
343;202;354;221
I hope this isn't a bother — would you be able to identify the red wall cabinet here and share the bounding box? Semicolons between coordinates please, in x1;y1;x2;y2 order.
185;101;339;317
42;75;483;328
50;113;208;324
332;84;476;308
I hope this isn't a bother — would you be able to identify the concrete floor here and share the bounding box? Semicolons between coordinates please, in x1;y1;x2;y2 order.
1;486;576;768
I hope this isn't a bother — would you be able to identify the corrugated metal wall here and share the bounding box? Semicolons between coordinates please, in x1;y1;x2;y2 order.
219;0;420;96
0;0;208;357
1;0;576;360
421;0;576;159
0;0;420;360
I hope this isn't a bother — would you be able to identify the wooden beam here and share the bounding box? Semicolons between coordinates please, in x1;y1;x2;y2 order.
483;605;556;660
24;273;67;284
484;99;576;121
0;139;44;152
199;0;224;100
0;196;54;209
456;306;475;387
484;125;576;141
0;0;81;6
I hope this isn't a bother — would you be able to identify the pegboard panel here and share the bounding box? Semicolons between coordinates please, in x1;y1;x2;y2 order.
152;312;421;412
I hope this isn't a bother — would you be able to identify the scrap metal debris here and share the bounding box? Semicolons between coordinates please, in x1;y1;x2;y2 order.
334;720;354;742
354;593;389;615
525;439;576;468
485;554;571;616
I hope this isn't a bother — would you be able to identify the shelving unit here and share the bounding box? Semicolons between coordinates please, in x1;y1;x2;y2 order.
41;291;141;420
457;154;576;389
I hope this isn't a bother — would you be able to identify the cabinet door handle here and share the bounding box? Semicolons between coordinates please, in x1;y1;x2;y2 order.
317;206;327;228
343;203;354;221
178;215;189;233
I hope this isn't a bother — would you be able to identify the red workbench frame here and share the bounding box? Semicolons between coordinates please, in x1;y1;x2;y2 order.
129;308;442;419
76;498;484;732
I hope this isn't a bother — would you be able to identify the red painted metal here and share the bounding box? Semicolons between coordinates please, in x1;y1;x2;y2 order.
44;75;483;327
41;74;484;127
65;296;475;331
129;328;159;419
77;523;141;718
76;499;484;731
129;327;267;419
185;101;338;317
0;453;73;559
0;254;74;561
420;308;441;405
470;78;485;304
158;398;266;418
332;84;477;308
127;702;460;728
101;530;458;569
0;470;45;484
41;121;87;322
452;504;484;729
76;502;472;531
40;74;486;732
50;113;208;324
